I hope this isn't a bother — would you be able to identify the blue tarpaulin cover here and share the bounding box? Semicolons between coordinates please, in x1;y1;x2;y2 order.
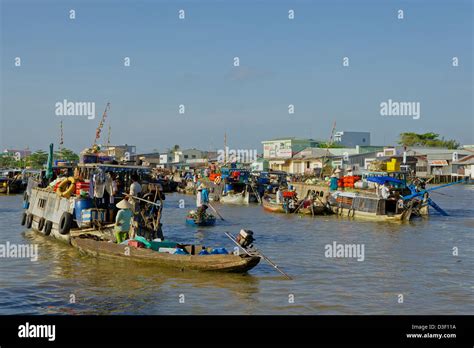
367;176;403;185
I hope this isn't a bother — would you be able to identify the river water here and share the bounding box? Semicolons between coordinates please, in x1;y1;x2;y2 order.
0;185;473;315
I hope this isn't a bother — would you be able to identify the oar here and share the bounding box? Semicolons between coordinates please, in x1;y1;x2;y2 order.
128;195;161;207
208;202;225;221
225;232;292;279
293;191;310;214
128;195;160;206
293;199;305;214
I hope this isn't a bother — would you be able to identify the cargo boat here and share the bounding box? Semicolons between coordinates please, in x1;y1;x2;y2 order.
20;164;261;273
327;191;413;222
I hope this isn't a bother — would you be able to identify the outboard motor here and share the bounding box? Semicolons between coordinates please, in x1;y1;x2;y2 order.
236;229;255;249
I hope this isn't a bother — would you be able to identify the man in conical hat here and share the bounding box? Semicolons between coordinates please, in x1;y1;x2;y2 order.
114;199;133;243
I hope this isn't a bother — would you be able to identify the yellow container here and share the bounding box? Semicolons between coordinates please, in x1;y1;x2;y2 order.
386;158;400;172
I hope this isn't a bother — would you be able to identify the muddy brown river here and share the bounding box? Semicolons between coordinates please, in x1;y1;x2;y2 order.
0;185;473;314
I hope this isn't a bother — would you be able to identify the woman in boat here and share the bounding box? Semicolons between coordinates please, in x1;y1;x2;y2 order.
114;199;134;243
195;183;209;223
329;174;339;191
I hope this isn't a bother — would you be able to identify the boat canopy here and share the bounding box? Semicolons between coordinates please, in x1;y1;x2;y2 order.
367;176;403;185
77;163;150;173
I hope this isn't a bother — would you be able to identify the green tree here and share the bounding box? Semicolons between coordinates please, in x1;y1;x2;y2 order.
398;132;459;149
0;155;20;168
317;142;344;149
55;148;79;162
26;150;49;169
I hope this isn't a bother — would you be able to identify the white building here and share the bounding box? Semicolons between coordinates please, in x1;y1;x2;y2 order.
333;131;371;147
101;144;136;162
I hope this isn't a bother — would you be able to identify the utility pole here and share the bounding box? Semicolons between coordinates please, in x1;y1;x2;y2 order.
320;121;337;178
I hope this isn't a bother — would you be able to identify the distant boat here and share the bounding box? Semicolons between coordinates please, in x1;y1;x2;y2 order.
0;169;25;194
262;197;291;213
220;190;250;205
328;191;413;222
186;213;216;226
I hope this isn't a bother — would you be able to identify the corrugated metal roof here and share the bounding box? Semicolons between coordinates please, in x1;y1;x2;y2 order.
453;154;474;165
292;147;332;159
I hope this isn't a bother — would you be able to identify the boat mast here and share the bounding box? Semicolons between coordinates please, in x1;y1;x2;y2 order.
224;131;227;164
93;102;111;147
59;120;64;153
107;124;112;146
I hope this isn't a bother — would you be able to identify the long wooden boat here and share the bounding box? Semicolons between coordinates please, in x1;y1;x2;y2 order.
71;237;260;273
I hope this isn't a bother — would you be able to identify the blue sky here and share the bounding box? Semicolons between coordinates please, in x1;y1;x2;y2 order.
1;0;472;153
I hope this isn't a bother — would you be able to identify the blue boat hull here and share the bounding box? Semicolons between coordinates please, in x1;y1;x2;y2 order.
186;217;216;226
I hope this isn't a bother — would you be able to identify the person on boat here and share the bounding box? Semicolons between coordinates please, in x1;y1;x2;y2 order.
329;174;339;191
114;199;133;243
127;174;142;239
128;174;142;211
104;172;119;222
275;187;283;204
380;181;391;199
196;183;209;223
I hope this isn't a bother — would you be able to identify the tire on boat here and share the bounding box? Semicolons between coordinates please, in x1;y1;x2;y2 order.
59;212;73;235
44;221;53;236
38;217;45;231
21;212;27;226
26;214;33;228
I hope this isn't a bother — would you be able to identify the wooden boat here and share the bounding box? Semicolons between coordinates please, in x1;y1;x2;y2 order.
297;203;327;215
328;191;413;222
262;198;287;213
0;170;25;194
70;237;260;273
186;213;216;226
220;190;250;205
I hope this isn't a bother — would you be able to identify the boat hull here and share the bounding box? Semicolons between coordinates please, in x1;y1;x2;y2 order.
262;199;286;213
71;238;260;273
298;204;327;215
220;191;250;205
185;217;216;226
330;206;412;222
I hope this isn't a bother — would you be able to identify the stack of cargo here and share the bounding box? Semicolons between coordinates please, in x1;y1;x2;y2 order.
340;176;362;188
75;181;90;196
